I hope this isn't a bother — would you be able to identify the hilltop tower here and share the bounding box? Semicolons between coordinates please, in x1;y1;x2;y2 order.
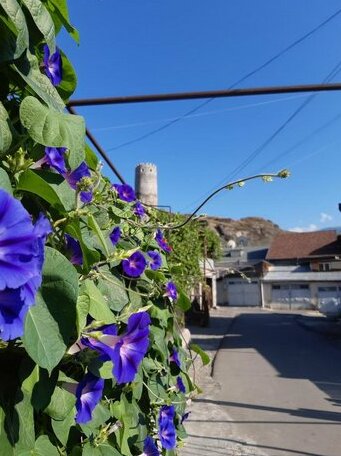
135;163;158;206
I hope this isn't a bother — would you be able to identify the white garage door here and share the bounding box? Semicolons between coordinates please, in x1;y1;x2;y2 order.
318;286;341;317
272;284;311;308
228;280;260;306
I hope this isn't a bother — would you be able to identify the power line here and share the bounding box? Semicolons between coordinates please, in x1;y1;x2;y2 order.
256;111;341;171
92;93;310;132
103;6;341;153
226;60;341;180
182;59;341;211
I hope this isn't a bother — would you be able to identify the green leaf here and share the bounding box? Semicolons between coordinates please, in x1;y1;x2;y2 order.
89;359;113;380
21;0;55;53
150;326;168;361
85;143;99;169
14;387;35;453
97;276;129;313
17;435;60;456
45;386;75;420
57;49;77;101
0;0;29;61
81;279;116;323
46;0;79;43
76;293;89;336
80;403;110;437
14;52;65;112
176;289;191;312
23;247;78;371
51;407;75;447
0;102;12;154
19;96;85;161
87;214;110;257
0;405;14;455
0;168;12;194
17;169;75;211
190;343;210;366
83;443;122;456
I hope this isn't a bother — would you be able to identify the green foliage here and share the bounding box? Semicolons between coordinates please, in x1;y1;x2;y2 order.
154;211;222;291
0;1;204;454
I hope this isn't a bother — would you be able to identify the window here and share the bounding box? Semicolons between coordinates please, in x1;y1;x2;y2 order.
319;263;330;271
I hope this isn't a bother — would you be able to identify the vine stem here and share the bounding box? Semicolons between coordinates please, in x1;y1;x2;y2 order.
164;170;289;231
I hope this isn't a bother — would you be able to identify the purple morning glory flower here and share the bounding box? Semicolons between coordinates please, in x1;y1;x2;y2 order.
43;147;67;174
176;376;186;393
113;183;136;202
159;405;175;424
141;436;160;456
82;312;151;384
169;348;181;368
43;44;62;86
0;287;31;341
65;234;83;266
158;406;176;450
0;197;51;341
134;201;145;218
110;226;121;246
65;162;93;203
0;190;50;291
75;372;104;424
165;282;177;301
147;251;162;271
122;251;147;277
155;229;172;253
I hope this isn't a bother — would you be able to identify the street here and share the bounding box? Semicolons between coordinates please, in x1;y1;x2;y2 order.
212;309;341;456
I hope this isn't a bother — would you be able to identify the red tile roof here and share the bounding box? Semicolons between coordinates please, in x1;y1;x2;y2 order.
266;231;341;260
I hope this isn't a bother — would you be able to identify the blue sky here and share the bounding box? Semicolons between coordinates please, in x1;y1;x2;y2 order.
60;1;341;231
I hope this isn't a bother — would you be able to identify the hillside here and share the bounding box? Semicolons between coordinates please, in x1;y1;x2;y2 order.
203;216;284;248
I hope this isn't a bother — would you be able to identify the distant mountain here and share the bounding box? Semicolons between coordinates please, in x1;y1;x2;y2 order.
203;216;284;248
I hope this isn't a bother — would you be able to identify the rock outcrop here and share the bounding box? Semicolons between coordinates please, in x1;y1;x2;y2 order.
203;216;283;247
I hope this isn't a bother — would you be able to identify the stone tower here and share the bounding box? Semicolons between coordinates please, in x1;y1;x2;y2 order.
135;163;158;206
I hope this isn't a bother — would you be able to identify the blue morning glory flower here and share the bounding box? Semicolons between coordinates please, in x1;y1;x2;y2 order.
122;251;147;277
147;251;162;270
75;372;104;424
134;201;145;218
43;147;67;174
110;226;121;246
82;312;151;384
165;282;177;301
169;348;181;367
65;234;83;266
0;287;31;341
43;44;62;86
65;162;93;203
0;195;51;340
113;183;136;202
0;190;50;291
158;405;176;450
155;229;172;253
141;436;160;456
176;376;186;393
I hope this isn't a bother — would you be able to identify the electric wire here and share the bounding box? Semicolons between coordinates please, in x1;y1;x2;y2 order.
182;59;341;211
106;7;341;153
92;93;310;132
255;111;341;171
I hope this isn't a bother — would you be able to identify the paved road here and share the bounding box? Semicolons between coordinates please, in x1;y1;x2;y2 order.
212;309;341;456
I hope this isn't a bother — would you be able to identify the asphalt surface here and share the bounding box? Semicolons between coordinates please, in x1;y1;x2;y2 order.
213;309;341;456
180;307;341;456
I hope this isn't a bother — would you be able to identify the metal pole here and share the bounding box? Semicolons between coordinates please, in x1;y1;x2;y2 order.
67;82;341;107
